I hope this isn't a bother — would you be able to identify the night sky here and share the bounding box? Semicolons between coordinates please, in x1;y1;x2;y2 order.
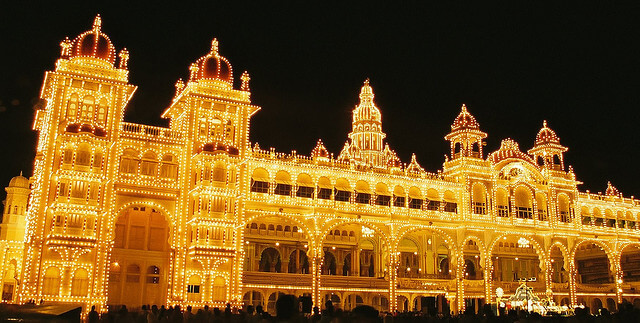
1;2;639;197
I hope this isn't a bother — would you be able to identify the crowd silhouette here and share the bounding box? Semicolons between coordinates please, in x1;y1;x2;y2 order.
88;296;640;323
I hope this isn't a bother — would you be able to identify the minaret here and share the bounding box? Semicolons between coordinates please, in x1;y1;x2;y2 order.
1;173;30;241
339;79;400;168
528;120;567;170
444;104;487;159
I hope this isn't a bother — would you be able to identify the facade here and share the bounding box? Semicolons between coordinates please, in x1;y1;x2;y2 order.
1;16;640;315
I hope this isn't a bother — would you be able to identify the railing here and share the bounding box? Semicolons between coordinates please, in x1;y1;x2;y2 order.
321;275;388;289
121;122;182;141
243;272;312;287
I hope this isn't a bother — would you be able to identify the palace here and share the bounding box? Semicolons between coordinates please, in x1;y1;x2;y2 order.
2;16;640;315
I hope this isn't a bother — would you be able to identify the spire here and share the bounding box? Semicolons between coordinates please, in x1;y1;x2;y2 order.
211;38;219;56
93;14;102;33
118;48;129;69
241;71;251;91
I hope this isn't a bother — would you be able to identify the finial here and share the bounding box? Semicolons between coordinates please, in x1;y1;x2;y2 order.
241;71;251;91
543;120;548;128
175;78;185;96
118;48;129;69
189;63;199;81
60;37;71;57
211;38;219;54
364;78;370;86
461;104;467;113
93;14;102;32
19;170;23;177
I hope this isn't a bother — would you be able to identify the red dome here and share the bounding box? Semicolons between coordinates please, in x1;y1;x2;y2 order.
534;120;560;145
193;39;234;84
451;104;480;131
69;15;116;65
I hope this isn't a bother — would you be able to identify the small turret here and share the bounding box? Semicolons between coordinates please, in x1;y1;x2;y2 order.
1;173;30;241
527;120;567;170
444;104;487;160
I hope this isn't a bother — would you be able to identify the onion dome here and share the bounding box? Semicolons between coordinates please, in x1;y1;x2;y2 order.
191;38;233;85
488;138;536;165
451;104;480;132
8;172;29;188
605;181;620;197
66;15;116;65
534;120;561;145
353;79;381;124
311;139;330;159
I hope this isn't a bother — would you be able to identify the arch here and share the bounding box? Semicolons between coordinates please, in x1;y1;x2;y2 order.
557;194;571;223
76;143;92;166
259;247;282;273
514;186;533;219
212;276;226;301
375;182;390;196
496;188;509;217
80;95;95;120
251;168;270;192
187;275;202;301
71;268;89;296
472;183;488;214
243;290;264;307
140;151;158;176
591;298;603;314
319;220;390;249
408;186;422;199
120;148;140;174
322;251;337;275
549;242;570;283
274;170;292;196
42;267;61;296
573;240;614;284
67;93;79;119
619;243;640;282
157;154;177;179
535;192;548;221
488;234;546;265
335;178;351;191
242;213;313;241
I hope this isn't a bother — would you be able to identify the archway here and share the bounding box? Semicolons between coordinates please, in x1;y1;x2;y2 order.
321;223;388;278
491;236;544;296
108;205;170;307
244;215;309;274
396;228;454;279
242;290;263;308
463;239;483;281
620;244;640;282
574;242;612;284
591;298;603;315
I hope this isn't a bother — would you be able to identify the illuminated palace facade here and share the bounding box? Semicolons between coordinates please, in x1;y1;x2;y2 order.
2;16;640;315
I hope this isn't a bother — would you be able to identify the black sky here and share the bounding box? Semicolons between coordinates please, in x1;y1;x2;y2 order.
1;2;639;197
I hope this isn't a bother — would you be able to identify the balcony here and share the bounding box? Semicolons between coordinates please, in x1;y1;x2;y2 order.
243;272;312;287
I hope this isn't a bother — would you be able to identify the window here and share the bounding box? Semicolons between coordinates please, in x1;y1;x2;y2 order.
394;196;405;207
444;202;457;213
76;145;91;166
187;285;200;293
355;193;371;204
375;195;391;206
251;180;269;193
274;183;291;196
43;267;61;296
426;199;439;211
335;190;351;202
140;152;158;176
126;264;141;283
582;216;591;225
71;268;89;296
160;154;178;179
318;188;332;199
146;266;160;284
120;149;139;174
296;186;314;198
409;198;422;210
67;94;78;120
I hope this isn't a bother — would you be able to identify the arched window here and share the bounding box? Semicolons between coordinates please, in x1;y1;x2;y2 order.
42;267;61;296
251;168;270;193
514;187;533;219
496;189;509;217
67;94;78;120
97;98;108;125
536;193;548;221
71;268;89;296
408;187;423;209
213;161;226;182
120;149;139;174
393;186;406;207
212;276;226;301
274;171;292;196
187;275;202;301
76;144;91;166
63;147;74;165
126;264;141;283
296;174;314;198
146;266;160;284
159;154;178;179
140;151;158;176
80;96;95;121
558;194;571;223
472;183;487;215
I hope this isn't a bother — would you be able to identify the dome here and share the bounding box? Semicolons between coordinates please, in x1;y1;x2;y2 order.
9;173;29;188
68;15;116;65
451;104;480;131
192;39;233;84
534;120;560;145
311;139;330;159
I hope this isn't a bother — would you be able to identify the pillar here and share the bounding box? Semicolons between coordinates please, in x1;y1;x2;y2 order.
388;251;399;312
311;255;322;310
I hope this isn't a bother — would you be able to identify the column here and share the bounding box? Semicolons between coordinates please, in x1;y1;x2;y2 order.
456;256;465;314
311;255;322;310
388;251;399;312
